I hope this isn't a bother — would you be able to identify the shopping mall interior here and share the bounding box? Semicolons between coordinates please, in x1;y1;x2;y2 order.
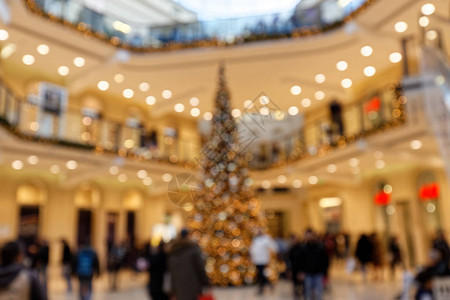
0;0;449;299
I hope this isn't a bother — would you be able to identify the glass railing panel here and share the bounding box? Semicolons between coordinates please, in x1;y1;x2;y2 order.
17;101;39;134
343;104;362;137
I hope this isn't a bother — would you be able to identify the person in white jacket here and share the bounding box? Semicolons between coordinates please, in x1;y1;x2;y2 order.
250;230;278;295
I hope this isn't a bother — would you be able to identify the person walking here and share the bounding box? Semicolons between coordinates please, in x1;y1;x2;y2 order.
107;242;126;291
250;229;277;296
74;240;100;300
61;239;73;293
301;229;328;300
288;235;304;299
388;236;402;280
0;241;47;300
355;234;373;282
34;240;49;293
148;241;169;300
168;229;209;300
370;233;383;281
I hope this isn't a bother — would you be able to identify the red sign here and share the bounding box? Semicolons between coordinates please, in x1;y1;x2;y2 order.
374;191;391;206
419;183;439;201
365;96;381;113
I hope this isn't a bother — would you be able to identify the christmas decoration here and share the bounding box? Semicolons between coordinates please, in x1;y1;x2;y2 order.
187;65;267;286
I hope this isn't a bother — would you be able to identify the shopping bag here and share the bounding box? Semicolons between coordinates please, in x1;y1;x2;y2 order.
345;257;356;274
197;293;214;300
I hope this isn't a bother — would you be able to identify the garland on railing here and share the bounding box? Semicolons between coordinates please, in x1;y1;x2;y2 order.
22;0;378;53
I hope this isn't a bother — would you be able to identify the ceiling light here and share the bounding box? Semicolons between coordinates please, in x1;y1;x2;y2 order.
0;29;9;41
360;46;373;57
244;100;253;109
97;81;109;91
114;74;124;83
384;184;393;194
375;160;386;169
262;180;271;189
288;106;299;116
22;54;35;65
315;91;325;101
162;90;172;99
386;205;395;215
66;160;78;170
395;21;408;33
191;108;200;117
204;112;213;120
37;44;49;55
421;3;435;15
27;155;39;165
174;103;185;113
137;170;147;179
349;158;359;167
162;173;172;182
290;85;302;96
308;176;318;185
73;57;85;67
389;52;402;63
277;175;287;184
426;30;438;40
336;61;348;71
427;203;436;213
293;180;302;188
315;74;326;83
143;177;153;186
58;66;69;76
190;97;199;106
50;165;60;174
232;109;241;118
364;66;376;77
1;43;16;59
123;89;134;99
139;82;150;92
146;96;156;105
419;16;429;27
327;164;337;173
259;95;270;105
319;197;342;208
11;160;23;170
374;151;383;159
410;140;423;150
118;174;128;183
341;78;352;88
112;20;131;34
109;166;119;175
260;107;270;115
301;98;311;108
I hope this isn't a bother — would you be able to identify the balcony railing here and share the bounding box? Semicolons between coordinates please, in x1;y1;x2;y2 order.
24;0;373;52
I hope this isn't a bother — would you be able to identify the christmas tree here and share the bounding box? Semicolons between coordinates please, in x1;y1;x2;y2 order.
187;65;267;286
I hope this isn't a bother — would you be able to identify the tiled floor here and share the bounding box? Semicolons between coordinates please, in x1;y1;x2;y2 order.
49;268;406;300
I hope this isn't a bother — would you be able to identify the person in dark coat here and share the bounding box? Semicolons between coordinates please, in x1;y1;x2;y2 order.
288;235;304;299
388;236;402;280
355;234;373;282
432;229;450;275
0;241;47;300
148;241;169;300
168;229;209;300
61;239;73;293
35;240;49;293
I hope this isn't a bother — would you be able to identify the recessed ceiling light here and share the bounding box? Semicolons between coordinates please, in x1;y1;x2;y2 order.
66;160;78;170
50;165;60;174
336;61;348;71
315;74;326;83
137;170;147;179
364;66;376;77
27;155;39;165
288;106;299;116
143;177;153;186
244;100;253;109
260;107;270;115
327;164;337;173
162;90;172;99
97;81;109;91
232;109;241;118
22;54;35;65
360;46;373;57
109;166;119;175
290;85;302;96
73;57;85;67
203;112;213;120
114;73;124;83
118;174;128;183
190;97;199;106
11;160;23;170
384;184;393;194
410;140;423;150
341;78;352;88
0;29;9;41
162;173;172;182
394;21;408;33
426;30;438;40
308;176;318;185
349;158;359;167
37;44;49;55
419;16;429;27
259;95;270;105
123;89;134;99
139;82;150;92
1;43;16;59
301;98;311;108
191;108;200;117
174;103;185;112
421;3;435;16
315;91;325;101
146;96;156;105
277;175;287;184
261;180;271;189
58;66;69;76
389;52;402;63
375;160;386;169
293;180;302;188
